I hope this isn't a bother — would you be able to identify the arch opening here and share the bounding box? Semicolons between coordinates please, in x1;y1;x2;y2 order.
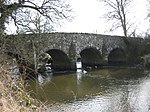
46;49;72;71
80;48;102;69
108;48;127;66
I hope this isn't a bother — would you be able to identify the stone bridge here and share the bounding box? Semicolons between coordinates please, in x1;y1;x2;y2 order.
2;32;150;71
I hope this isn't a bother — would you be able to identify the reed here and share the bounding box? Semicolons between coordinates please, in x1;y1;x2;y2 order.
0;65;47;112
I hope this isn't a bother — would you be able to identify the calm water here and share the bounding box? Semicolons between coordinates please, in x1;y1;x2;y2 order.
28;68;150;112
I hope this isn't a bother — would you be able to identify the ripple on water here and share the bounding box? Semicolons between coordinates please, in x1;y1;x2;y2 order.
28;68;150;112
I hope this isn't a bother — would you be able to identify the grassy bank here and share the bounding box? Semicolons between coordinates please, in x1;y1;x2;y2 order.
0;54;47;112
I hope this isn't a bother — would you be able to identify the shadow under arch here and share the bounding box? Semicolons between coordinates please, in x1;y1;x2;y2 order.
80;47;102;69
46;49;72;71
108;48;127;66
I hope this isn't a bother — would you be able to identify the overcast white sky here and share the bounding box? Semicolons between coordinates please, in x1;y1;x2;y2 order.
56;0;149;36
6;0;149;36
57;0;105;33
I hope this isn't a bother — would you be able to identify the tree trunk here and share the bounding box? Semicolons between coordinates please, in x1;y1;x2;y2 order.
0;14;6;34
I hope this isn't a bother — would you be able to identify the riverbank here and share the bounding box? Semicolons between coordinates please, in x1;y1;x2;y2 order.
0;60;47;112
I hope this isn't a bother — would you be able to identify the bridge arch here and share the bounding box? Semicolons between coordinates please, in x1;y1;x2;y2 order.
46;49;72;71
108;48;127;66
80;47;102;69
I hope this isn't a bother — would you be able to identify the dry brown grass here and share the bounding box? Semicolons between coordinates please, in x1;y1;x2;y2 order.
0;55;48;112
0;81;21;112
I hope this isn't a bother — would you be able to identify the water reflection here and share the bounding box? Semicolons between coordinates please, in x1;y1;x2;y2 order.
76;71;82;85
28;68;150;112
37;73;53;86
76;68;87;85
130;76;150;112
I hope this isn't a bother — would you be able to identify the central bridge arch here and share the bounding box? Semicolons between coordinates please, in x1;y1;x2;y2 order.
80;47;102;69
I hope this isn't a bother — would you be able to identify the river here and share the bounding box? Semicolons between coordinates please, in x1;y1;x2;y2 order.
28;68;150;112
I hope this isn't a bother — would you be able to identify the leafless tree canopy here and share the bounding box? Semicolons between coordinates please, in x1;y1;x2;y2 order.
17;12;55;34
100;0;133;37
0;0;72;34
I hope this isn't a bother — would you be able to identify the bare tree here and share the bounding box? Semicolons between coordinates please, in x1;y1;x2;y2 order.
0;0;72;34
100;0;133;37
0;0;72;76
17;13;55;34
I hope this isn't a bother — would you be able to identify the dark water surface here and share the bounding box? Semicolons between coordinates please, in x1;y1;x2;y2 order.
28;68;150;112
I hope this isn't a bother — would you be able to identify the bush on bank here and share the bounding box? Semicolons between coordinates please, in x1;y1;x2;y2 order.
141;54;150;68
0;63;47;112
